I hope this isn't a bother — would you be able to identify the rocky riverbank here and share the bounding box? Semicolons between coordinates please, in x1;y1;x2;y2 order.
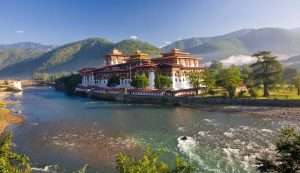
0;92;24;134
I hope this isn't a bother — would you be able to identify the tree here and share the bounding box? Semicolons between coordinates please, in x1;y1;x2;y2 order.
187;70;202;88
209;60;223;73
107;75;120;87
116;148;196;173
293;74;300;95
250;51;282;97
55;74;82;94
0;133;31;173
240;65;257;97
218;66;242;98
256;127;300;173
154;74;172;89
131;74;149;89
202;69;216;93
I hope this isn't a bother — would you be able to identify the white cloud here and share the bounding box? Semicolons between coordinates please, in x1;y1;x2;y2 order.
129;35;138;40
16;30;25;34
163;41;171;45
159;41;172;48
220;55;256;66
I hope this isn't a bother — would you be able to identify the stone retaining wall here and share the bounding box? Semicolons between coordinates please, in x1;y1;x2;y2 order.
74;90;300;107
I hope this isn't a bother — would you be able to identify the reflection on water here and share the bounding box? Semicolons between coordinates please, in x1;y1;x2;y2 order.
10;87;300;173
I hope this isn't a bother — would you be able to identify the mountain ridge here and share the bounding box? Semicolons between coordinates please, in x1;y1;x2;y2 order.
0;38;160;78
163;27;300;61
1;27;300;78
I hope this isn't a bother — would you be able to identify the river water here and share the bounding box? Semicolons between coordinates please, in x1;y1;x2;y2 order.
8;87;300;173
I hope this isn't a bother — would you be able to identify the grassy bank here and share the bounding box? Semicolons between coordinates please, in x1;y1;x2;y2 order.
0;93;24;134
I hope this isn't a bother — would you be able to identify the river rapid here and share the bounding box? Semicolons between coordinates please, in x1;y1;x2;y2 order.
8;87;300;173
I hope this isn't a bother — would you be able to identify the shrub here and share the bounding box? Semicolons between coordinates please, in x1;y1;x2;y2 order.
116;148;196;173
0;132;31;173
131;74;149;89
256;127;300;173
155;74;172;89
107;75;120;87
55;74;82;94
249;88;258;98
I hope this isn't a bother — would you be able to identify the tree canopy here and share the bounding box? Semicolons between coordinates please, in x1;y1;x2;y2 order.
293;73;300;96
131;74;149;89
202;69;216;93
187;71;203;89
250;51;282;97
218;66;242;98
154;74;172;89
107;75;120;87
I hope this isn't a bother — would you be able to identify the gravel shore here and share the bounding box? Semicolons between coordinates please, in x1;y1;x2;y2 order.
0;92;24;134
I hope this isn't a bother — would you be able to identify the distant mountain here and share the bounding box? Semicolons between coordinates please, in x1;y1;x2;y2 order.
2;27;300;78
283;54;300;69
0;42;54;70
0;38;160;78
0;42;53;52
163;28;300;62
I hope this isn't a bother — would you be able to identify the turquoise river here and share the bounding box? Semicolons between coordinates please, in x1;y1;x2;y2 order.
8;87;300;173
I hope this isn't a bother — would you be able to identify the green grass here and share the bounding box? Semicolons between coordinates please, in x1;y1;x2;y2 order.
255;87;300;100
200;87;300;100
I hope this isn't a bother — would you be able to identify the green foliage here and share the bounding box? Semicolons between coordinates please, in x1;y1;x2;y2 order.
0;132;31;173
209;61;223;74
256;127;300;173
33;72;71;82
39;38;114;71
202;69;216;93
107;75;120;87
115;39;160;56
131;74;149;89
187;71;203;90
116;148;196;173
55;74;82;94
154;74;172;89
0;48;45;70
218;66;242;98
251;51;283;97
0;38;160;78
293;73;300;95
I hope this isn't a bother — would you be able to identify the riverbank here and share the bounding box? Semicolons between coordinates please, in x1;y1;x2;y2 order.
71;89;300;122
75;89;300;107
0;92;24;134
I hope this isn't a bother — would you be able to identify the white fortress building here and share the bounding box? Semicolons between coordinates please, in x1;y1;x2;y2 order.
79;48;203;90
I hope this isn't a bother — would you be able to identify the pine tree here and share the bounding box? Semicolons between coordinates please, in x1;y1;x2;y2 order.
250;51;282;97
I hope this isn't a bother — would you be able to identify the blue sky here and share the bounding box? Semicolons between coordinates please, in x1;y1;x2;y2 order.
0;0;300;46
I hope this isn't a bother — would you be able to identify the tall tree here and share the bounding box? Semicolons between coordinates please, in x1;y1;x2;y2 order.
209;60;223;73
202;69;216;93
250;51;282;97
154;74;172;89
187;70;203;94
131;74;149;89
293;74;300;96
218;66;242;98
